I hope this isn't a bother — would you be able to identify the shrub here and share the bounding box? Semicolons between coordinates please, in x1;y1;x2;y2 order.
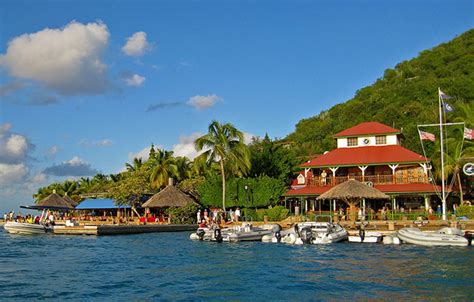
457;205;473;219
165;203;199;224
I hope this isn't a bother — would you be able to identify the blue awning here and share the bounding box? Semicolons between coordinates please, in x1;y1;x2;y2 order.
75;198;130;210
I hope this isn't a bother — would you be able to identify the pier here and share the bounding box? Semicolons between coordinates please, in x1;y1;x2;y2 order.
53;224;197;236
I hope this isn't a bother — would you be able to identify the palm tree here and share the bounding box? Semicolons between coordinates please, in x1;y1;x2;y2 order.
195;120;250;211
148;148;178;189
175;156;192;182
125;158;143;172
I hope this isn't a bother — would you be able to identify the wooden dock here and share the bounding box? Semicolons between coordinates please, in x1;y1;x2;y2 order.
53;224;197;236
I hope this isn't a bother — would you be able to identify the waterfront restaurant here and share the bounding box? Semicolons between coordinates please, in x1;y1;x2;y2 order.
285;122;442;215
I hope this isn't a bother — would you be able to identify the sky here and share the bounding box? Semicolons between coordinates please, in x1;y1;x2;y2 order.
0;0;473;214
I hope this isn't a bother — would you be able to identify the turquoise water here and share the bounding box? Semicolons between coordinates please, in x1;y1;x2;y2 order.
1;229;473;301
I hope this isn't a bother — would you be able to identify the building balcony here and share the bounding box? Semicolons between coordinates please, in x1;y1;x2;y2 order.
307;174;429;187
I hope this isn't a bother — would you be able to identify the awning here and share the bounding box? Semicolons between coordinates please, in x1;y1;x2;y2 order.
75;198;130;210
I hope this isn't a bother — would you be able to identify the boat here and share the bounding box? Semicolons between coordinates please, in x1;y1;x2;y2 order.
397;227;470;247
348;231;383;243
189;225;232;242
298;222;348;244
225;223;281;242
3;221;53;234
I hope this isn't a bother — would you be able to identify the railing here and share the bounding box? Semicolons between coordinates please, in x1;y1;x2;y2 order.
308;174;429;187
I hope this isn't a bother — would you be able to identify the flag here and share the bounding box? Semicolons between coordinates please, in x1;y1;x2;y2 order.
439;89;452;100
419;130;436;142
444;102;454;113
465;127;473;140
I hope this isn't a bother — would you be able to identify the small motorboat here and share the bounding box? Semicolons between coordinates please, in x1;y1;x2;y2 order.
226;223;281;242
3;221;52;234
189;225;232;242
348;231;382;243
303;222;348;244
397;227;470;247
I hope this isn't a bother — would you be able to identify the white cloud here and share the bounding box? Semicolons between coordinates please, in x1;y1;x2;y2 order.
0;21;110;95
187;94;221;111
243;132;255;145
0;123;33;164
0;163;28;184
43;156;99;176
172;133;204;160
30;172;48;184
48;145;61;155
79;138;113;147
124;74;145;86
128;146;150;162
122;31;151;57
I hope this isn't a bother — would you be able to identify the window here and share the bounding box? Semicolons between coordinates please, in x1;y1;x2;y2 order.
376;135;386;145
347;137;358;147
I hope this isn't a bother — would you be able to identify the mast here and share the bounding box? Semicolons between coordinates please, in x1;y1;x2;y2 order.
438;88;446;221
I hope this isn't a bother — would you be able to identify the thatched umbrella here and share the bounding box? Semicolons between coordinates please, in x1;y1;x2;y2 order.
63;193;78;208
317;179;389;220
142;185;199;208
37;190;74;210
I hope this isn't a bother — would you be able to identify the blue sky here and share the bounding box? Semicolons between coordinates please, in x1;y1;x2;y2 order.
0;0;473;213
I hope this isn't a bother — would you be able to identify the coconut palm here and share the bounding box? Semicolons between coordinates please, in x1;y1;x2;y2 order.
148;149;178;189
194;120;250;211
125;158;143;172
175;156;192;182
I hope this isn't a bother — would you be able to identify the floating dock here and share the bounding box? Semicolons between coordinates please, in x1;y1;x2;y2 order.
53;224;197;236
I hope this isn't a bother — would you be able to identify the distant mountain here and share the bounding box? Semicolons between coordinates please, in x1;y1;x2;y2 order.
286;29;474;157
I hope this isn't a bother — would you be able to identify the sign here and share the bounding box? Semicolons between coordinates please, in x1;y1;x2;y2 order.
463;163;474;176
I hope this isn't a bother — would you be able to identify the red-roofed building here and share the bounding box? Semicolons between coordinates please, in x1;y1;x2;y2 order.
285;122;441;215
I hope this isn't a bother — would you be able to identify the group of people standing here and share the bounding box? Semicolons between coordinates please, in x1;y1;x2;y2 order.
197;207;241;225
2;211;56;225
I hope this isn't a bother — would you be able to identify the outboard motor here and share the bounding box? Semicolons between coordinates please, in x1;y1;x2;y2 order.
465;231;473;246
275;230;282;243
300;227;313;244
214;228;223;243
197;228;206;240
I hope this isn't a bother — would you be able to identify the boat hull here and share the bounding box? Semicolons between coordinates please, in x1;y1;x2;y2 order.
3;222;51;234
348;232;382;243
397;227;468;247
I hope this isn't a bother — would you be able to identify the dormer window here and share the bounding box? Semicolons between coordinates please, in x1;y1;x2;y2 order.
376;135;386;145
347;137;358;147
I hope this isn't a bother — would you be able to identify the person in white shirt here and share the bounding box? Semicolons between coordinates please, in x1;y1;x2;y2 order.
235;207;241;222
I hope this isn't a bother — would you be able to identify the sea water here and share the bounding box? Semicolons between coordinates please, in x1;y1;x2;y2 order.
0;229;472;301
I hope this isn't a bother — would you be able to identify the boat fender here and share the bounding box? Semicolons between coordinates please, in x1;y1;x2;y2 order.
214;228;223;243
275;231;281;243
465;232;473;246
197;229;206;240
359;228;365;242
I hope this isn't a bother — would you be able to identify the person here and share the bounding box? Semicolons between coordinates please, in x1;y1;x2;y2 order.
321;170;327;185
3;213;7;222
453;203;457;216
437;205;441;217
196;209;201;223
428;206;433;215
381;207;387;220
235;207;241;222
212;208;218;222
34;216;40;224
229;208;235;223
48;212;55;226
204;209;209;223
358;208;363;221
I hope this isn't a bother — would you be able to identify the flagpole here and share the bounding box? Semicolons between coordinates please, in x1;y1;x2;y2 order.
438;87;447;221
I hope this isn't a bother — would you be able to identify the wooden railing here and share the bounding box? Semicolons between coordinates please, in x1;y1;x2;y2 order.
308;174;429;187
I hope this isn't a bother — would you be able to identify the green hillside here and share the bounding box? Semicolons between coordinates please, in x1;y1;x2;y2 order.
286;29;474;157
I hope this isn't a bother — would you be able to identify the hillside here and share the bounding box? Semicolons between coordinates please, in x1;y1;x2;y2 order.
286;29;474;157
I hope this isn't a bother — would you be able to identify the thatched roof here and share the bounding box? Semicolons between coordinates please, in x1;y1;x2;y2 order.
37;192;74;209
142;185;198;208
63;194;78;208
316;179;389;201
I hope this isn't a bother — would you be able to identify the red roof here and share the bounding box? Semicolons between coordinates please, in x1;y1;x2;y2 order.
334;122;400;137
301;145;427;167
285;183;442;196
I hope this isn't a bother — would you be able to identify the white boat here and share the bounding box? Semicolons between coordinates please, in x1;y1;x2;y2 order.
189;226;232;242
3;221;52;234
295;222;348;244
397;227;469;247
225;223;281;242
348;231;382;243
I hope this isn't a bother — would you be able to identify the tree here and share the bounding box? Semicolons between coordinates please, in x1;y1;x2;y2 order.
195;120;250;211
148;148;177;189
175;156;192;182
125;158;143;172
